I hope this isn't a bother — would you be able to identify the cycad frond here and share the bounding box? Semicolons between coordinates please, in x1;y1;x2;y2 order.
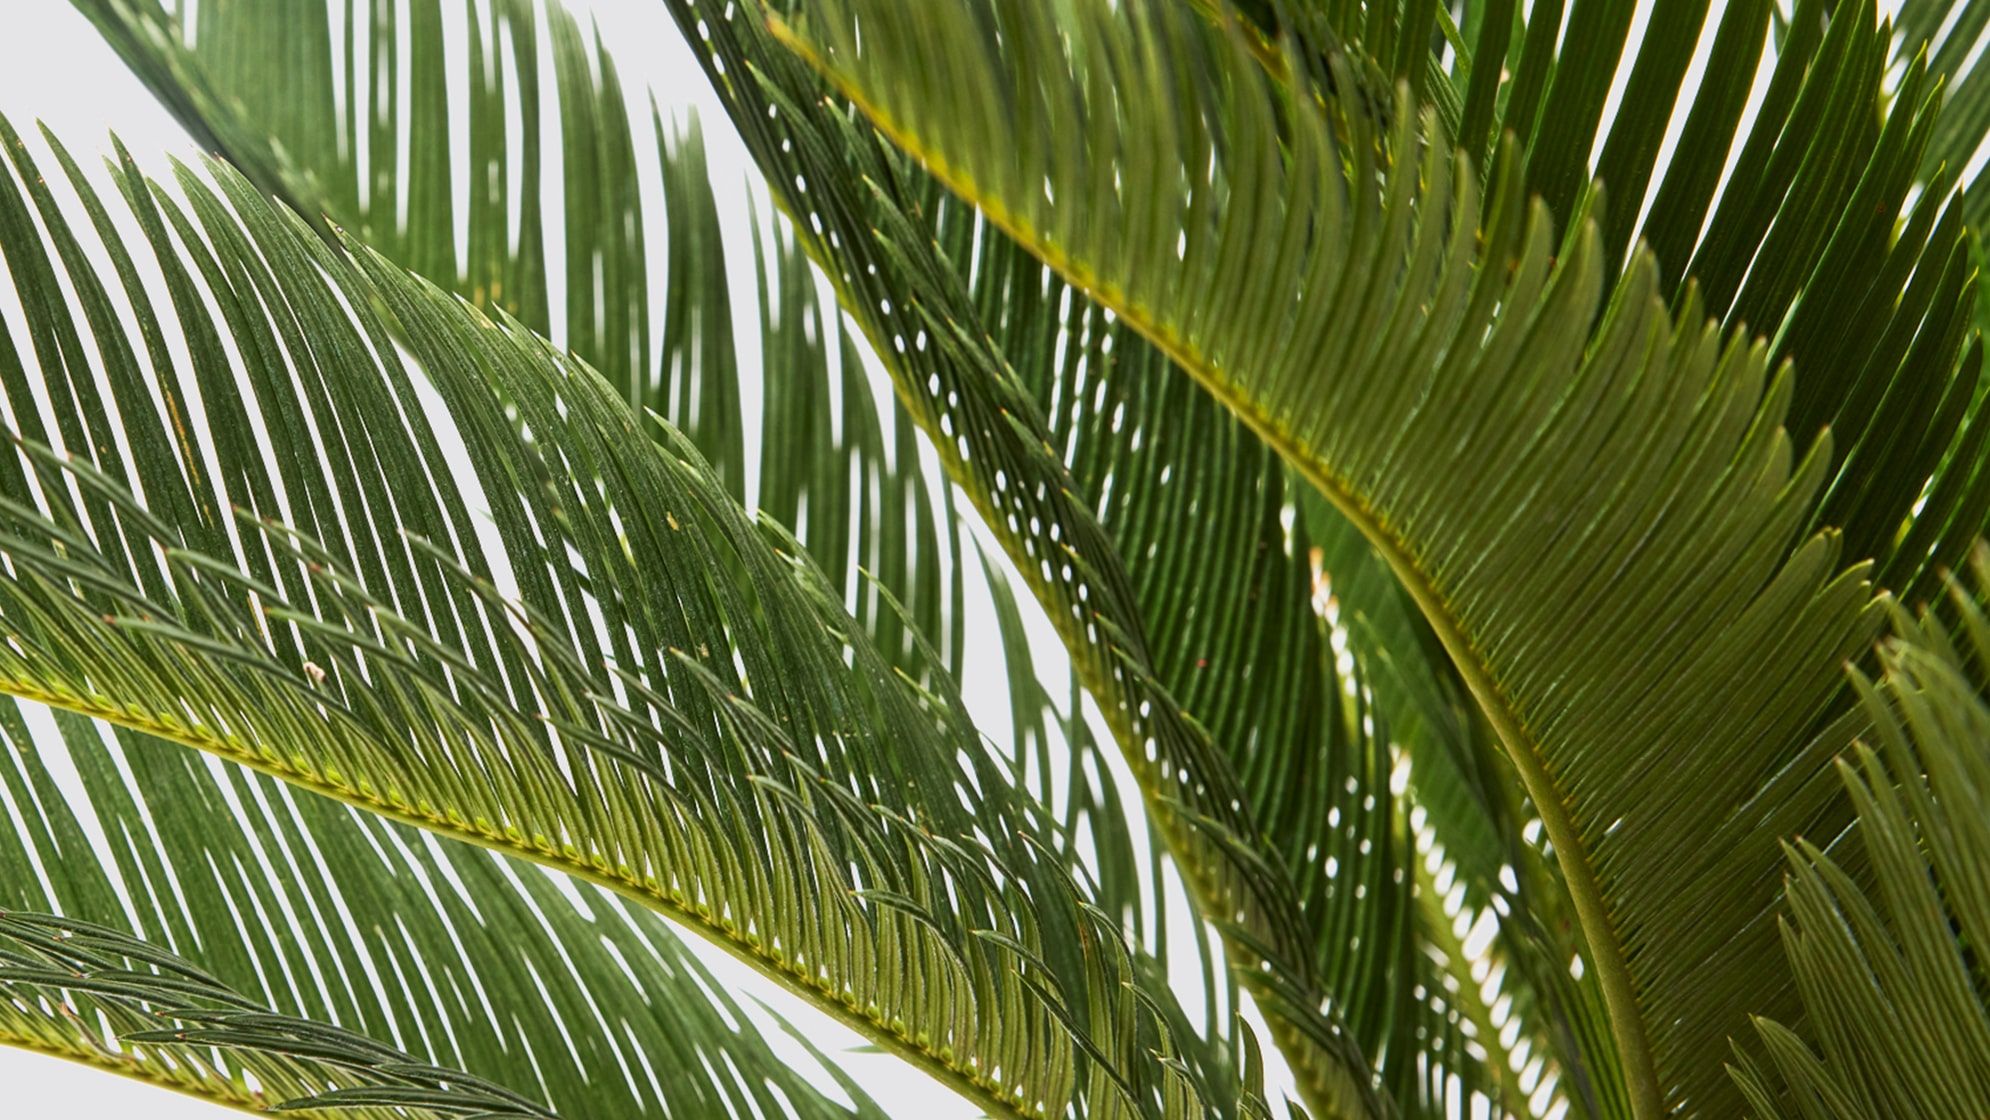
1206;0;1988;612
0;697;879;1120
0;910;557;1118
73;0;973;713
0;123;1238;1119
772;4;1954;1115
1732;546;1990;1118
950;181;1584;1116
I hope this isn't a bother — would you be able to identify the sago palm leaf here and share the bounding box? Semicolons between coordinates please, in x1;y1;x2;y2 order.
644;4;1557;1114
73;0;968;677
771;2;1987;1116
0;8;975;1106
0;696;878;1120
54;0;1178;1098
0;122;1248;1118
951;195;1585;1118
1731;546;1990;1119
42;2;1194;1114
0;72;944;1120
1188;0;1989;613
0;910;558;1118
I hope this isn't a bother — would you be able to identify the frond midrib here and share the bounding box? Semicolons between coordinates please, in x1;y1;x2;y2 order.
772;27;1666;1118
0;676;1043;1120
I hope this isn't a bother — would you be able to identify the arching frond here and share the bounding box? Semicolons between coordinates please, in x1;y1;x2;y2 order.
0;122;1245;1119
1207;0;1989;612
772;5;1955;1116
948;192;1586;1117
36;4;1192;1111
0;910;557;1118
0;696;879;1120
71;0;968;674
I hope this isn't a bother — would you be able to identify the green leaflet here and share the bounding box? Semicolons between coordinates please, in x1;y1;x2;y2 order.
0;122;1245;1118
1732;548;1990;1119
1833;0;1990;229
0;911;556;1118
777;4;1905;1117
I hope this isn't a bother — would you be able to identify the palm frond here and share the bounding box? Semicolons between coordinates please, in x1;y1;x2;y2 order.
0;910;557;1118
0;121;1247;1119
639;3;1428;1114
1206;0;1988;611
1302;491;1625;1119
0;696;880;1120
946;185;1589;1116
74;0;990;717
1731;544;1990;1119
771;4;1962;1116
42;3;1194;1109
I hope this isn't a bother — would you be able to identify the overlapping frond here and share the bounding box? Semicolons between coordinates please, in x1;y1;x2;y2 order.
54;4;1990;1120
87;0;1623;1110
0;910;560;1118
0;120;1247;1119
1731;546;1990;1119
775;5;1926;1117
0;696;878;1120
1301;490;1623;1120
71;0;979;699
41;3;1191;1111
950;200;1593;1117
644;3;1421;1115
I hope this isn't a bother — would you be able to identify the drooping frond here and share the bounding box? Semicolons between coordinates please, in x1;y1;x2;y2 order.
773;5;1937;1116
40;4;1199;1109
1731;545;1990;1119
0;910;557;1118
642;3;1406;1114
0;696;879;1120
0;122;1248;1119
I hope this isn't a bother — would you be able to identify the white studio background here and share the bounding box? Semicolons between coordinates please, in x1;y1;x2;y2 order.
0;0;1935;1118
